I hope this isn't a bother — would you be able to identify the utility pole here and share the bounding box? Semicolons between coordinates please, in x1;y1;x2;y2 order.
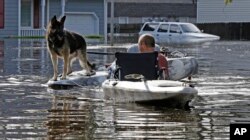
110;0;114;46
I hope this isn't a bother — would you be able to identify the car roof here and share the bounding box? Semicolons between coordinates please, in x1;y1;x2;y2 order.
144;22;192;25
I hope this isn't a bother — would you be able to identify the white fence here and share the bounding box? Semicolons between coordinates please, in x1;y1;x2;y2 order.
20;28;46;37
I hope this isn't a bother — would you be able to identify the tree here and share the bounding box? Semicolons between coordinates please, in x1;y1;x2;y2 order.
224;0;232;5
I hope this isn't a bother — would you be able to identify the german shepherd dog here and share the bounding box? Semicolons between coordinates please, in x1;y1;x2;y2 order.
46;15;95;81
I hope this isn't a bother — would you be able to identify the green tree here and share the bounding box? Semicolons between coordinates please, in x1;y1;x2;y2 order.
224;0;232;4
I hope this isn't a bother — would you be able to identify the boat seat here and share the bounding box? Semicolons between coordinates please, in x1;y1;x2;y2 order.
115;52;159;81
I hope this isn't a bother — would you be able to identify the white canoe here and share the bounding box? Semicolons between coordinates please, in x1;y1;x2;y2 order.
47;70;108;88
102;79;198;107
168;57;198;80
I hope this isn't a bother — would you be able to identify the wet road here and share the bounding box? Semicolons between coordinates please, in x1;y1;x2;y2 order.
0;39;250;139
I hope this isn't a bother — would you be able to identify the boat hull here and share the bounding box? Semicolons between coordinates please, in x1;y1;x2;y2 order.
47;70;108;88
102;80;198;107
168;57;198;80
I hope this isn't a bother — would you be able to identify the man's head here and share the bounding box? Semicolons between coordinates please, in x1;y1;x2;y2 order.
138;34;155;52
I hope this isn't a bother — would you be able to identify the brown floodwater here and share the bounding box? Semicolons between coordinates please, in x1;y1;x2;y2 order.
0;39;250;139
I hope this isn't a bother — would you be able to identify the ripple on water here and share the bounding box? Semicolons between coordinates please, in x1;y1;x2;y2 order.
1;40;250;139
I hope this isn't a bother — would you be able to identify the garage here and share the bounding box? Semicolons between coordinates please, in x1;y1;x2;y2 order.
64;12;99;36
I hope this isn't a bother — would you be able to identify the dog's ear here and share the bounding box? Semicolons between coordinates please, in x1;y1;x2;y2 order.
60;16;66;25
50;15;57;25
51;15;57;22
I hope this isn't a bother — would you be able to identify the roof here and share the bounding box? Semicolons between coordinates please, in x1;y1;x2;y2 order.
108;3;196;17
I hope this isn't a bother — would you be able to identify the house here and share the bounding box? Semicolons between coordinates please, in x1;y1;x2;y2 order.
0;0;106;39
1;0;198;42
108;0;250;40
2;0;249;41
106;0;196;34
197;0;250;23
0;0;197;37
197;0;250;40
109;0;196;24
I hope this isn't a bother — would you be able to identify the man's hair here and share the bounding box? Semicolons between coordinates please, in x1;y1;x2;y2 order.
138;34;155;48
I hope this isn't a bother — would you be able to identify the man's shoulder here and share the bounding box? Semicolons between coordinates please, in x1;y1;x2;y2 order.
127;44;139;53
127;44;161;53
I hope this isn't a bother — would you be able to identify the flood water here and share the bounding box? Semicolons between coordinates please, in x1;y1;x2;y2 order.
0;39;250;139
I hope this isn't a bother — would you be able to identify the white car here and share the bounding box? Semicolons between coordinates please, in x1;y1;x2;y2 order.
139;22;220;44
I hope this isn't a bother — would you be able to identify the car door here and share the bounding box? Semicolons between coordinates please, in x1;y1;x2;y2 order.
156;23;170;43
169;24;182;44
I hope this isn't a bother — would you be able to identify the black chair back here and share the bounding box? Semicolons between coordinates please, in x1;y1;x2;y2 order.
115;52;159;81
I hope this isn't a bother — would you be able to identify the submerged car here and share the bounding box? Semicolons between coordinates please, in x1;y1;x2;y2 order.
139;22;220;44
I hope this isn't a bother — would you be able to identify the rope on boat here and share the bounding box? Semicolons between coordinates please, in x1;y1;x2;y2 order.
69;80;87;88
66;79;102;90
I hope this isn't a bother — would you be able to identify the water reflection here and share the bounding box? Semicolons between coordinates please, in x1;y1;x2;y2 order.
0;75;49;139
0;40;4;73
0;39;250;139
0;39;50;76
46;95;92;139
46;91;200;139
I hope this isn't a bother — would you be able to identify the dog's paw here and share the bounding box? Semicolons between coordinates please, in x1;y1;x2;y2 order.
67;70;73;75
60;76;67;80
91;63;96;70
85;71;96;76
51;77;57;81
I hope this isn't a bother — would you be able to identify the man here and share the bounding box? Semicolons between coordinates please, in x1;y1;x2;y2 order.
137;34;169;79
108;34;169;80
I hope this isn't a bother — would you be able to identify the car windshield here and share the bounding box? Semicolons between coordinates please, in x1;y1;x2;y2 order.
180;24;201;33
142;23;159;31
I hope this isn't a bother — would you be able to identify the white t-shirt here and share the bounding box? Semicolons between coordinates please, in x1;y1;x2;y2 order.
127;44;160;53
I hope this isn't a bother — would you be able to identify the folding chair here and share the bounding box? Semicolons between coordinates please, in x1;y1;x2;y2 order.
115;52;159;81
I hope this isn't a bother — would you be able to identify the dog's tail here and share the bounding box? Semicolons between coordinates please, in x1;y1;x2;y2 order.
88;61;96;70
